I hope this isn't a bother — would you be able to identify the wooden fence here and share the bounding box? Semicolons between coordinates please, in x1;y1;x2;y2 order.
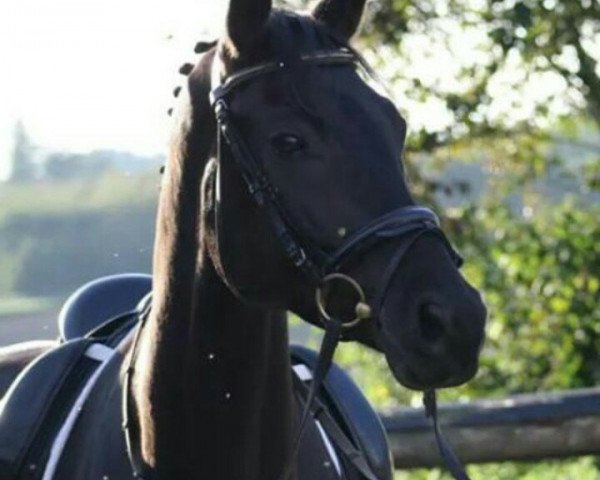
380;387;600;468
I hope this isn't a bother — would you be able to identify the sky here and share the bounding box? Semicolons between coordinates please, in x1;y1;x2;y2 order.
0;0;590;181
0;0;227;179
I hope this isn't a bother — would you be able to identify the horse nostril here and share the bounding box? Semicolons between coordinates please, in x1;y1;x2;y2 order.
418;304;447;343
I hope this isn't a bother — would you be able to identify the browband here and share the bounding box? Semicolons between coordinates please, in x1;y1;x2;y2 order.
210;49;356;103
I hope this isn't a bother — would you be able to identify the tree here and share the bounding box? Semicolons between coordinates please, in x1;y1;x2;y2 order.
366;0;600;143
9;121;36;183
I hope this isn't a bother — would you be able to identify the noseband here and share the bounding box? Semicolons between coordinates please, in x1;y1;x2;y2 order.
208;49;471;480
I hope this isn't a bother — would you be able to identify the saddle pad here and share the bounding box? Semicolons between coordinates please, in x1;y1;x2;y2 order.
0;339;94;479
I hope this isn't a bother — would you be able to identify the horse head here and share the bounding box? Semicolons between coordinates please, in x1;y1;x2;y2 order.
200;0;486;391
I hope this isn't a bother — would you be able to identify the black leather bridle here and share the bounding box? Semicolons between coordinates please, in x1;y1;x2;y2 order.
123;48;471;480
209;48;471;480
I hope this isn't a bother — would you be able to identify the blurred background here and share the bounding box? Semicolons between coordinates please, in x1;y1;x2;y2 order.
0;0;599;478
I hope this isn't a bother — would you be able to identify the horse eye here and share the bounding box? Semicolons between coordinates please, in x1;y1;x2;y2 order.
270;133;305;155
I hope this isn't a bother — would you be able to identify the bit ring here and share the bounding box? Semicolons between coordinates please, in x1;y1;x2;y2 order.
316;273;372;329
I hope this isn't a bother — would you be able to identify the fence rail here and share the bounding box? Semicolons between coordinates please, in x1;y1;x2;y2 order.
380;387;600;468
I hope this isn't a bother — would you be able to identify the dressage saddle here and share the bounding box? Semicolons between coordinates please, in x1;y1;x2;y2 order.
0;274;393;480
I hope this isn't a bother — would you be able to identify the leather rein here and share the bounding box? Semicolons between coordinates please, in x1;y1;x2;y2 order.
122;48;471;480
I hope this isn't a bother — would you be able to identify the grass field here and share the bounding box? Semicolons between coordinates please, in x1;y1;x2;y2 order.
0;171;158;299
0;172;159;222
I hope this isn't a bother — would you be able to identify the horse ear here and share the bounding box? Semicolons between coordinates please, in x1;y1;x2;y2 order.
312;0;367;39
225;0;272;57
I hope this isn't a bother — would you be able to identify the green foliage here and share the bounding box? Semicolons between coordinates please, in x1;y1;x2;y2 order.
395;456;600;479
366;0;600;138
460;200;600;394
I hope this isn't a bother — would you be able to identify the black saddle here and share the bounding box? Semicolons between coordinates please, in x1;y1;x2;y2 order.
0;274;392;480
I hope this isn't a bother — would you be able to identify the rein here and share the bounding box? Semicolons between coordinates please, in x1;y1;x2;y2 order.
122;47;471;480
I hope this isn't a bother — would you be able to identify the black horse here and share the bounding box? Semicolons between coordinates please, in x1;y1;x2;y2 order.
0;1;486;479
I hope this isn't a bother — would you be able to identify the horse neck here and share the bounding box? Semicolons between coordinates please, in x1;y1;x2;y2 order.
132;154;295;479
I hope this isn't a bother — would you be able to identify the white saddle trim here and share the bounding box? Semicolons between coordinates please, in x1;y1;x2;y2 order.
293;364;313;382
316;419;343;478
41;344;117;480
293;362;342;478
85;343;114;362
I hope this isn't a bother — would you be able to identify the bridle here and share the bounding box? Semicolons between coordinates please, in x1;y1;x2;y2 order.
209;47;471;480
123;47;471;480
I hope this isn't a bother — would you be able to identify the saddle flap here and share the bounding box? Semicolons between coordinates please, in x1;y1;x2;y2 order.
0;339;91;478
291;345;394;480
